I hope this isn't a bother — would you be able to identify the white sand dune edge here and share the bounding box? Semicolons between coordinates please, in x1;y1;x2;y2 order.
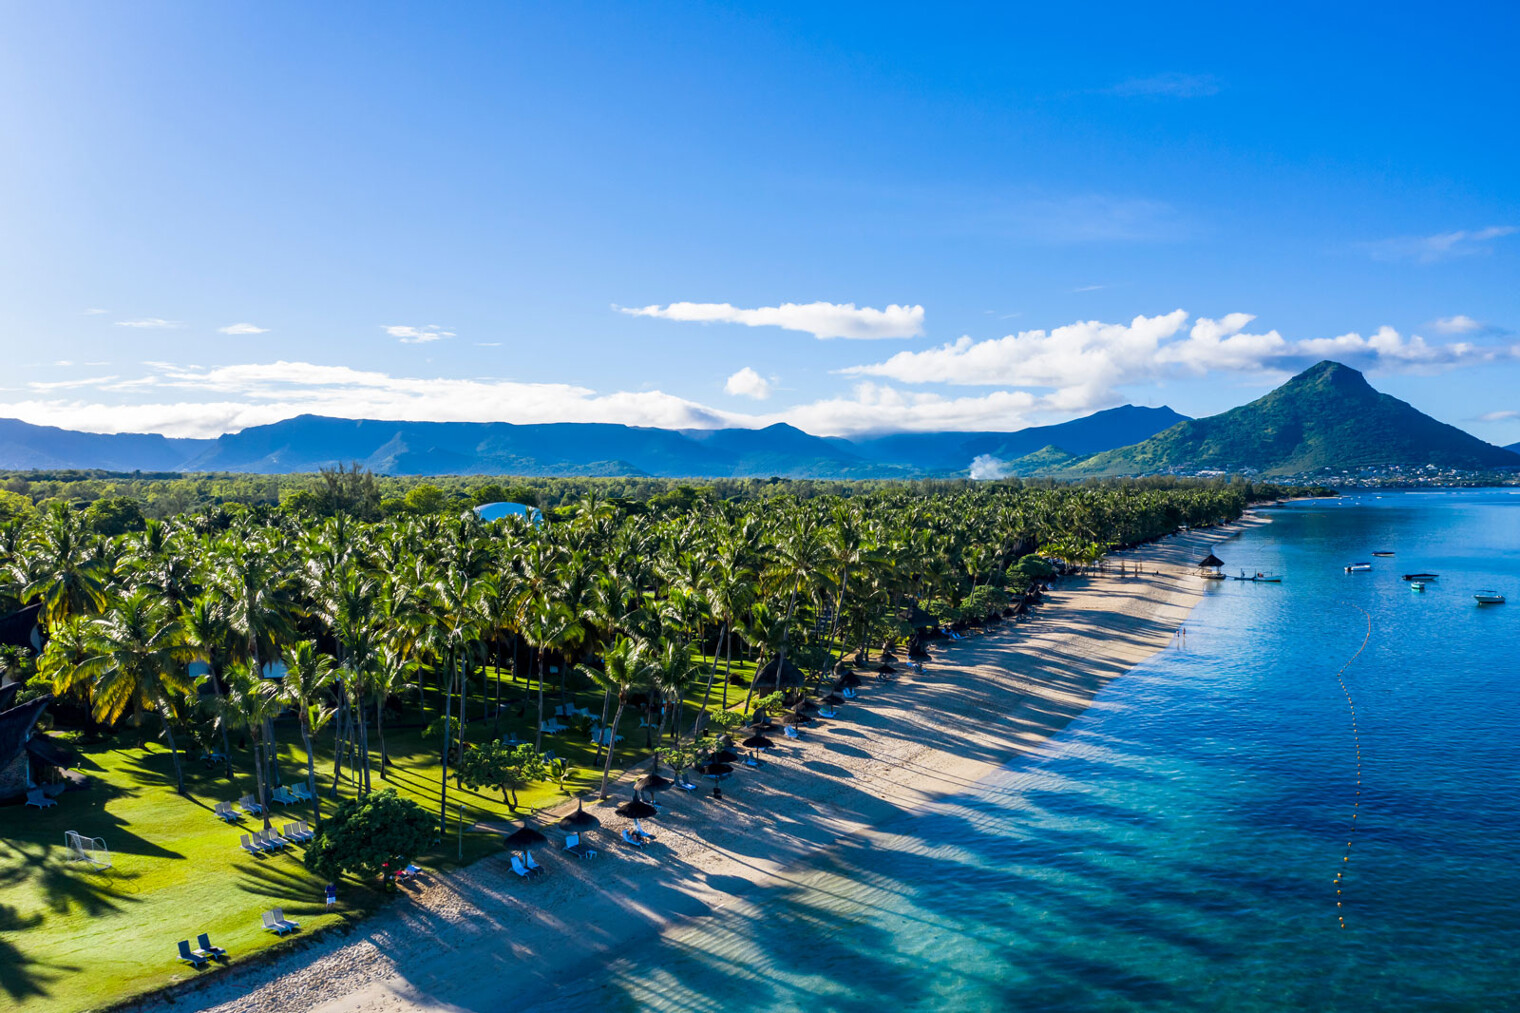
138;516;1267;1013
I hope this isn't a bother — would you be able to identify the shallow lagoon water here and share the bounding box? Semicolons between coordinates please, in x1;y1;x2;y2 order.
540;492;1520;1012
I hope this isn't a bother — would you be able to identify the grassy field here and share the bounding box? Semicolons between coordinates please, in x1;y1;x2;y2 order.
0;654;762;1013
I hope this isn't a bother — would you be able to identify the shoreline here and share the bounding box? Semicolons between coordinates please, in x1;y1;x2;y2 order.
137;515;1267;1013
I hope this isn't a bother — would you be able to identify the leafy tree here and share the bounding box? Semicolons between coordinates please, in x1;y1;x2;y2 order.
456;741;550;810
403;484;450;515
305;789;435;888
84;495;147;536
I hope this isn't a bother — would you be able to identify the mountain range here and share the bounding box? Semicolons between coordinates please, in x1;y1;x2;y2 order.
0;405;1186;479
0;362;1512;479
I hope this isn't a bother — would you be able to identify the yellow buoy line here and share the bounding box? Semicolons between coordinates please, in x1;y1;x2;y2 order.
1332;602;1372;929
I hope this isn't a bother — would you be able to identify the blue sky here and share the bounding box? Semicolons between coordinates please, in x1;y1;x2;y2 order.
2;2;1517;441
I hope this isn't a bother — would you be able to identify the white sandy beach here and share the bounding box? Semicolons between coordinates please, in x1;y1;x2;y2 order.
135;517;1265;1013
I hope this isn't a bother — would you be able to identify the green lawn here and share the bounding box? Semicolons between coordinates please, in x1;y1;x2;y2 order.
0;657;763;1012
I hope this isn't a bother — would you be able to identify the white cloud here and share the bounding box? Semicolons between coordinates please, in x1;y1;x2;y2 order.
724;367;773;400
617;301;925;340
115;318;182;328
1106;73;1221;98
1477;410;1518;422
842;310;1512;411
1432;315;1483;334
1365;225;1517;263
0;361;732;438
219;322;270;335
969;454;1010;480
384;324;455;344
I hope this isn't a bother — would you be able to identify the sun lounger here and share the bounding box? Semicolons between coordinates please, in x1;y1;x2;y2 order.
240;834;260;855
270;786;298;805
238;795;266;817
288;783;313;802
620;829;646;848
260;828;288;849
261;910;292;935
677;778;697;791
273;908;299;932
177;939;209;968
282;822;306;842
214;801;239;822
632;819;654;842
524;850;544;874
395;863;421;881
783;725;799;739
25;788;56;809
818;708;838;718
196;933;227;960
510;854;531;877
563;832;597;858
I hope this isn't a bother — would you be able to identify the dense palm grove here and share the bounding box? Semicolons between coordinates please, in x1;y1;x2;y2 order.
1;475;1277;837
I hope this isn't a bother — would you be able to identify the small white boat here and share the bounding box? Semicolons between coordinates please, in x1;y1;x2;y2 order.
1371;551;1395;557
1410;581;1425;591
1474;591;1506;605
1345;562;1372;573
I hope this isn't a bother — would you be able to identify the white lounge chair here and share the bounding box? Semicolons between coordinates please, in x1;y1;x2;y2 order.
563;832;597;859
273;908;299;932
783;725;800;739
240;834;263;855
261;910;294;935
213;801;238;822
510;854;531;877
238;795;266;817
25;788;56;809
271;786;298;805
620;829;645;848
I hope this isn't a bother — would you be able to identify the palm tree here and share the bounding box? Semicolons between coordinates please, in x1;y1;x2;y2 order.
282;640;336;825
16;504;109;630
579;636;651;798
181;594;236;778
77;590;194;792
369;646;415;780
217;666;286;831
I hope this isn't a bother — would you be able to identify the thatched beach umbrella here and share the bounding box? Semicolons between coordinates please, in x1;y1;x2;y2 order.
876;662;897;674
823;692;844;705
699;761;734;779
741;733;775;750
559;799;600;830
710;747;740;764
783;712;812;726
503;824;548;848
1199;552;1225;568
636;771;672;792
837;671;862;689
615;797;659;819
880;650;899;664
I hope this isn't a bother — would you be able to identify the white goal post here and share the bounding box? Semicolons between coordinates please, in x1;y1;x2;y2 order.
64;830;112;870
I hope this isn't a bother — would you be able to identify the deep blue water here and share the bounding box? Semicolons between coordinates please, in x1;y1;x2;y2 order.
546;492;1520;1012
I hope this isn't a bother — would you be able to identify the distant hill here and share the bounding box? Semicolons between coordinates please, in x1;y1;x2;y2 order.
1507;442;1520;456
848;404;1189;471
1066;361;1519;477
0;419;212;472
0;405;1177;478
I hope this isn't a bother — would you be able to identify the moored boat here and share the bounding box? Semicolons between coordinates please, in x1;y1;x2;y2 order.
1372;551;1395;557
1344;562;1372;572
1410;581;1425;591
1474;591;1506;605
1402;573;1438;581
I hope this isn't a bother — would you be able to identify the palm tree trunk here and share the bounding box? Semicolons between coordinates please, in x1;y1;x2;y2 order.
593;687;612;765
252;736;272;832
696;621;726;731
300;717;321;828
439;664;454;834
161;710;185;794
598;700;626;798
721;624;734;710
377;700;390;780
358;696;371;795
534;646;546;752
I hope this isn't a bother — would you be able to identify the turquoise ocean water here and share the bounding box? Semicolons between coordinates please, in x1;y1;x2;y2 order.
540;492;1520;1012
